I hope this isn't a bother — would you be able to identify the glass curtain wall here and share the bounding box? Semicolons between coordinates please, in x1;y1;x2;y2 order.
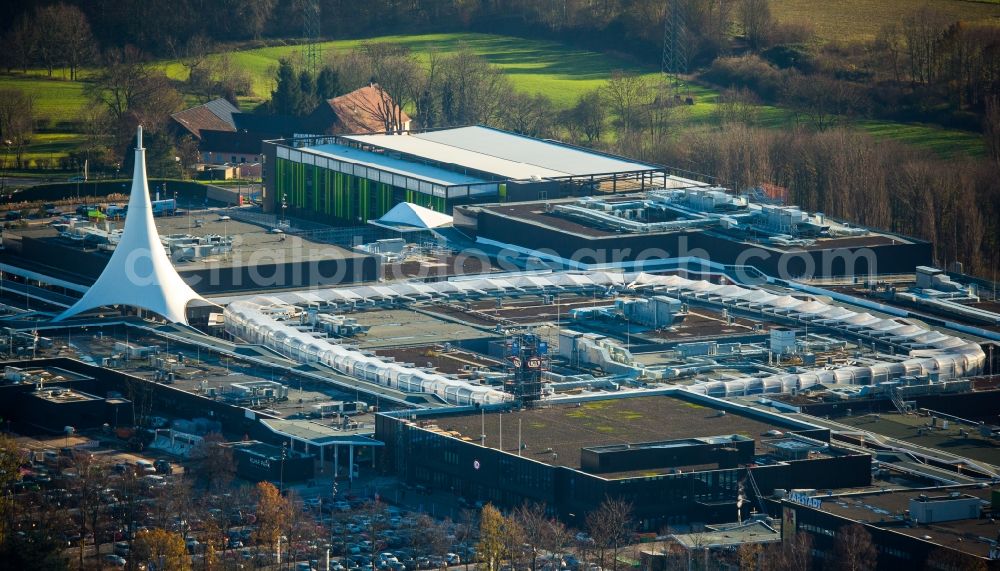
275;157;447;224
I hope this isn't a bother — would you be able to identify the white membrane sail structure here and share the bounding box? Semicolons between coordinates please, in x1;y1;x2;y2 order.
55;126;206;324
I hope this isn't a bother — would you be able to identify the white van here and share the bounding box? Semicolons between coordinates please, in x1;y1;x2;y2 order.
134;459;156;475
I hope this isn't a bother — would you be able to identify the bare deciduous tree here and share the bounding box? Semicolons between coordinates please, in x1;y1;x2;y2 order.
0;436;26;544
924;547;987;571
245;0;277;40
833;523;876;571
0;15;37;74
411;514;451;556
87;45;183;141
586;497;633;571
500;92;557;138
738;0;773;50
985;96;1000;168
454;508;478;571
188;432;236;491
716;87;761;126
603;71;649;135
564;90;606;144
737;541;763;570
69;452;112;568
513;502;572;571
0;89;34;169
437;50;511;127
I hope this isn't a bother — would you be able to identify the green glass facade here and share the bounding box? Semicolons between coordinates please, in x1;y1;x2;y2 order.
275;157;447;225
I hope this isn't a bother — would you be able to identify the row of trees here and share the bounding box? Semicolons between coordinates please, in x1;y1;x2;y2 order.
874;12;1000;112
268;44;556;136
280;43;639;140
476;498;635;571
2;3;96;80
2;0;996;133
643;122;1000;279
0;431;984;571
0;0;798;70
79;46;190;176
0;431;322;571
1;37;192;175
269;60;342;117
1;0;276;63
476;498;928;571
703;11;1000;132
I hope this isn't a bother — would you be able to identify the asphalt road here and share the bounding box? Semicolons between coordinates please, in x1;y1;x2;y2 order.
0;177;56;192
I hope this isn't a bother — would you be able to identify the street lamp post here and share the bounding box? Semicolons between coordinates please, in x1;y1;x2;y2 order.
279;442;287;494
0;139;12;195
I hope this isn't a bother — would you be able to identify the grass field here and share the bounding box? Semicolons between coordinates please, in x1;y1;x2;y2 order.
0;30;990;169
772;0;1000;42
0;75;88;125
159;33;662;109
857;120;987;157
661;82;987;158
18;133;86;165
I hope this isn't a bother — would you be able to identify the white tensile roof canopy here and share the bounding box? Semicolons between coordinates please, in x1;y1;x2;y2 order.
369;202;453;232
55;126;207;325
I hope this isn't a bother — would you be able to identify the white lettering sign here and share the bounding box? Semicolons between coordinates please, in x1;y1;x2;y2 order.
788;492;821;509
248;456;271;469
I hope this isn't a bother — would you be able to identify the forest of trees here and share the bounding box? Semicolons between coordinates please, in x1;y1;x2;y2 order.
4;0;997;130
1;0;998;278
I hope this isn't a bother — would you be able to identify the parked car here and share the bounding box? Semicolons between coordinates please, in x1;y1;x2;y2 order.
154;459;173;474
102;554;127;567
134;459;156;474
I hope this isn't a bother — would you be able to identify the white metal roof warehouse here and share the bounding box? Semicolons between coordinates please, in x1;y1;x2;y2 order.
263;125;710;223
345;125;663;180
306;141;491;187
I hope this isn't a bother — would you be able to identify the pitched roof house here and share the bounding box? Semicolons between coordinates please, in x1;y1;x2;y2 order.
309;84;412;135
172;98;315;165
170;98;241;139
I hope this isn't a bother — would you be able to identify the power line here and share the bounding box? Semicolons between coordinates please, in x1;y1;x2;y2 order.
661;0;689;86
302;0;321;75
